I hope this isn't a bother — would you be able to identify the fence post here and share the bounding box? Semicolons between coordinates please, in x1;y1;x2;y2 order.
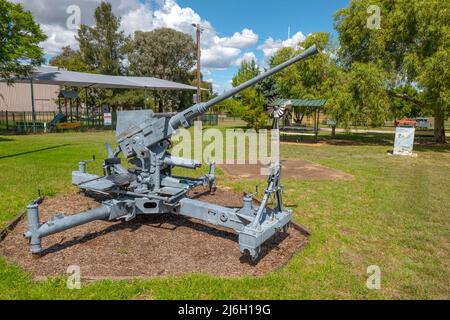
5;110;8;131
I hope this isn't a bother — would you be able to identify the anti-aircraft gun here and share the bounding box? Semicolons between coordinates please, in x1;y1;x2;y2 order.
24;45;318;260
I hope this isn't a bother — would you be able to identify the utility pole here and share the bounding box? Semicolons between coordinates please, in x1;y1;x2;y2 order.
192;23;203;104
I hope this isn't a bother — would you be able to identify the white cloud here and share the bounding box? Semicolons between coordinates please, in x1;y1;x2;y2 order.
15;0;261;71
120;3;154;35
258;31;307;60
202;46;241;69
39;24;78;55
13;0;147;55
149;1;258;69
12;0;143;27
234;52;257;66
217;28;258;48
15;0;264;88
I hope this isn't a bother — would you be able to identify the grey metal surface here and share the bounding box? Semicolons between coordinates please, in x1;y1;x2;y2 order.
7;66;198;90
24;203;111;254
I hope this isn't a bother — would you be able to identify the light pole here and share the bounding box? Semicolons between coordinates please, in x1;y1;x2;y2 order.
192;23;203;104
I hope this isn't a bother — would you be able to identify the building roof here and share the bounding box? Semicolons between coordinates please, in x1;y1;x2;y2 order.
9;66;197;91
271;98;327;108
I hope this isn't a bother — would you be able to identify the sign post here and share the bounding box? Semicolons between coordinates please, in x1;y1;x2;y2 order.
103;113;112;126
393;120;416;156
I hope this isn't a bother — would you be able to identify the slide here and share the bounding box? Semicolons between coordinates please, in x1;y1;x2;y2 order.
47;113;67;129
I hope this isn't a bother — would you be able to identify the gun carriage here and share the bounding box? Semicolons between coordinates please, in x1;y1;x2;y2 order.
24;45;318;260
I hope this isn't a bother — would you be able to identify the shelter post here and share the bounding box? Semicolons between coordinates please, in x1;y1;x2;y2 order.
30;78;36;133
85;87;89;127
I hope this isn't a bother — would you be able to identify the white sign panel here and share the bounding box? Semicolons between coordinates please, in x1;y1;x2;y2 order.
103;113;112;126
393;127;415;156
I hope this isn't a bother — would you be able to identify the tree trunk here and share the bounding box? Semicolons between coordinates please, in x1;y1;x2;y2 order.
434;111;446;144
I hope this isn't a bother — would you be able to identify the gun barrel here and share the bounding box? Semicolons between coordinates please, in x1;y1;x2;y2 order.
169;45;318;130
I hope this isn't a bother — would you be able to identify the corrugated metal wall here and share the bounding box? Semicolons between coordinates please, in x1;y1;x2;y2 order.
0;83;59;112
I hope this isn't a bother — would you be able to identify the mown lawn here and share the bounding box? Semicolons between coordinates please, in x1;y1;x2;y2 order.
0;130;448;299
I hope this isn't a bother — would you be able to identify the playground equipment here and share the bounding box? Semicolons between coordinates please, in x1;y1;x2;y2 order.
24;45;318;260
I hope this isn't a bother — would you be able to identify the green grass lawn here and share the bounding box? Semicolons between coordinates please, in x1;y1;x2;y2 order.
0;130;449;299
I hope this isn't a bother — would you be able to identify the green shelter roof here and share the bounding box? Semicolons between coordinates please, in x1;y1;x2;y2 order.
271;98;327;108
58;90;80;99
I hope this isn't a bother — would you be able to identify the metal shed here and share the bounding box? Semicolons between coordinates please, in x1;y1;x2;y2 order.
2;66;198;132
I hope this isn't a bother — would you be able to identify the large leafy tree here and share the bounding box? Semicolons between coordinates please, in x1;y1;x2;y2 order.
335;0;450;143
329;62;390;127
231;59;268;130
270;33;357;125
128;28;196;112
0;0;46;83
76;1;128;75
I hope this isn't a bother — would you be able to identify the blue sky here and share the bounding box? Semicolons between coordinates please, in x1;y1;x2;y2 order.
18;0;350;92
178;0;347;39
175;0;349;91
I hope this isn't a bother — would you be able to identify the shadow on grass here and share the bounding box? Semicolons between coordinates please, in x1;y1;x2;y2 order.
321;133;394;146
0;137;15;142
414;143;450;153
0;144;72;160
316;133;450;152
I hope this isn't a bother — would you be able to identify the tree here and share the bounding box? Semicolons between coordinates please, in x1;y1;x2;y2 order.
49;46;89;72
0;0;46;83
328;62;390;127
269;33;345;125
335;0;450;143
231;59;268;130
390;85;423;120
76;1;128;75
128;28;196;112
271;33;339;100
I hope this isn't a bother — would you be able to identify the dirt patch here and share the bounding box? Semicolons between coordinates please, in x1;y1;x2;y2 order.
0;190;307;279
220;159;353;180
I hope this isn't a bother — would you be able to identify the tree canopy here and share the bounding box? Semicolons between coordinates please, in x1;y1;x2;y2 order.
271;32;339;100
128;28;196;112
335;0;450;142
0;0;46;83
230;59;267;130
76;1;128;75
49;46;89;72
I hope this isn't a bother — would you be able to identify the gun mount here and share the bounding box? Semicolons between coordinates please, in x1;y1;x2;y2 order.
24;45;318;260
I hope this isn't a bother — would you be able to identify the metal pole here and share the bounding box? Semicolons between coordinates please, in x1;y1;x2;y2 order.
30;78;36;133
70;96;73;122
194;23;202;104
85;87;89;127
144;88;148;109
